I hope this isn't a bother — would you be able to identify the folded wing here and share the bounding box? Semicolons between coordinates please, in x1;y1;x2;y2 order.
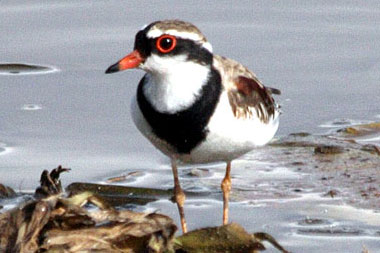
213;55;280;123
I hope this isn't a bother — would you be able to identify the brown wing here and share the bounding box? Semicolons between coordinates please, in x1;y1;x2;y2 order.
213;55;280;123
227;75;278;123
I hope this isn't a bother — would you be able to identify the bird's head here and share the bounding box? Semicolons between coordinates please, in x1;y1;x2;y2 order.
105;20;214;76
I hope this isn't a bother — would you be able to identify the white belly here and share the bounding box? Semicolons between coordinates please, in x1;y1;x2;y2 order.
131;92;279;164
179;92;279;163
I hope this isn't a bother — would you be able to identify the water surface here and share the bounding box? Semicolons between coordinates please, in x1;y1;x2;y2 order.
1;1;379;252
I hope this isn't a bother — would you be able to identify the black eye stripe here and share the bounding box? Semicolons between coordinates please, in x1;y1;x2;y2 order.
134;29;213;65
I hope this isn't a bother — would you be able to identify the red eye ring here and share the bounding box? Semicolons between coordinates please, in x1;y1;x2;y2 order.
156;35;177;53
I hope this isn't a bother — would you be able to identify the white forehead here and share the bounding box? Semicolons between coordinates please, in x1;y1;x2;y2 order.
147;28;202;41
146;28;213;52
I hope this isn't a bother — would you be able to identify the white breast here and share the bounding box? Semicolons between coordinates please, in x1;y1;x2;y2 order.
141;54;211;113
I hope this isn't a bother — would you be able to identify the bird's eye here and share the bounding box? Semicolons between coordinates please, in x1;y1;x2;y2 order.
156;35;177;53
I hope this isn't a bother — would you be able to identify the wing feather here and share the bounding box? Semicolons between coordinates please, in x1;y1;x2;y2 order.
213;55;280;123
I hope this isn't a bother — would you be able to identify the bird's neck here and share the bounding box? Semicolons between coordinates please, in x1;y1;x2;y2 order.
142;56;212;113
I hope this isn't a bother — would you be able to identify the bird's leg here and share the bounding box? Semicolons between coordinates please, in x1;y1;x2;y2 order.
171;159;187;233
221;161;232;225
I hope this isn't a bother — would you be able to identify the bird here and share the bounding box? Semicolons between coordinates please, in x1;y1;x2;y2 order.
105;20;280;233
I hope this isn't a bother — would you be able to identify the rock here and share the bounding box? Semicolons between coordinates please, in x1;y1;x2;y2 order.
314;145;345;155
175;223;288;253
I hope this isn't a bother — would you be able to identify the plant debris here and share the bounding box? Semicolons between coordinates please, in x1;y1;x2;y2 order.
106;171;144;183
337;122;380;137
66;181;210;207
0;166;287;253
0;184;16;199
34;165;70;198
0;167;177;252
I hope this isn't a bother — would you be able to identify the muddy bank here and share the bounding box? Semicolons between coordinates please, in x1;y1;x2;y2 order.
266;123;380;210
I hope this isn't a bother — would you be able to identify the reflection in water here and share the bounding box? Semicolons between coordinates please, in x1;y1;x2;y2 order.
0;142;9;156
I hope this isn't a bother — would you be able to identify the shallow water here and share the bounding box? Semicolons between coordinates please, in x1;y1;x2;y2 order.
1;1;380;252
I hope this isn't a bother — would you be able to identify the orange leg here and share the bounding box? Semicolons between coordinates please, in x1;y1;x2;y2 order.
171;160;187;233
221;161;232;225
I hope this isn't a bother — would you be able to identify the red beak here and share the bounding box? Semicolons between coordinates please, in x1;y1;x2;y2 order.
105;50;144;74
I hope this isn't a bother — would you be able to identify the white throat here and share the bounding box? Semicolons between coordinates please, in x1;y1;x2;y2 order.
141;54;211;113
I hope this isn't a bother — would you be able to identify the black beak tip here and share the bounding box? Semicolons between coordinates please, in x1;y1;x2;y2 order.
105;63;119;74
